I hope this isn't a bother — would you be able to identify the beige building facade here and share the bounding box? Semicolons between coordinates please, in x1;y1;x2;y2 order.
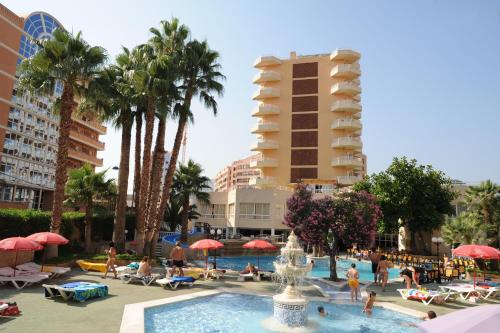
214;154;261;192
250;50;365;189
193;187;293;237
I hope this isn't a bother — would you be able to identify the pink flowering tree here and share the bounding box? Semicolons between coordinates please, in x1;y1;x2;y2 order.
284;184;382;281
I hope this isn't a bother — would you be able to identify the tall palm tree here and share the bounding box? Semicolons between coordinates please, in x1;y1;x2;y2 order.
143;19;189;253
465;180;500;226
64;164;116;252
17;29;107;234
172;160;211;243
152;40;225;249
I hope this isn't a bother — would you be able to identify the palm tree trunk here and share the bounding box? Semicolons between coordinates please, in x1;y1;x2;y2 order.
136;97;155;256
144;116;166;255
84;200;93;253
180;194;190;243
133;113;142;215
51;85;75;234
112;113;132;252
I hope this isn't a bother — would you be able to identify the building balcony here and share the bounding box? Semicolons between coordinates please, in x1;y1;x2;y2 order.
251;140;279;151
252;104;280;117
68;149;103;167
253;70;281;84
69;129;105;150
331;156;363;168
331;118;362;130
330;49;361;63
331;137;363;150
251;122;279;134
254;56;282;68
249;176;277;187
250;158;279;168
330;82;361;97
71;117;107;135
337;175;363;185
331;100;362;113
252;87;280;100
330;64;361;79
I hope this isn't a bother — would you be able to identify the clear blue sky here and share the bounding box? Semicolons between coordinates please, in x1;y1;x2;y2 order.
5;0;500;185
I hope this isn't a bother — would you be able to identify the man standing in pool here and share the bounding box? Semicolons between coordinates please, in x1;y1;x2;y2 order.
368;248;381;285
347;263;360;302
169;241;186;277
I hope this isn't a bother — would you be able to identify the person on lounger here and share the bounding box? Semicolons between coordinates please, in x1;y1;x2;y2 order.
169;241;185;277
103;241;117;279
240;263;257;275
137;256;152;277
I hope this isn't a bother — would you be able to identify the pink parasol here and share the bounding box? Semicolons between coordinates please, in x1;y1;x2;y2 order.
27;232;69;271
0;237;43;276
453;245;500;288
242;240;277;268
190;239;224;270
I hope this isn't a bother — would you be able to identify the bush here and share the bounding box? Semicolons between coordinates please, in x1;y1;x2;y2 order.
0;209;136;242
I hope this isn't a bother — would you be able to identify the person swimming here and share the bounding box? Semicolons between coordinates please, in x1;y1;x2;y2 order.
363;291;376;316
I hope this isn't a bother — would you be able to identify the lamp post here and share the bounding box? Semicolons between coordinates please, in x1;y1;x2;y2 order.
432;236;444;283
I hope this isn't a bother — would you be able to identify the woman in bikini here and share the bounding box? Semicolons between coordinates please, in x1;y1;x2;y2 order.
377;255;389;291
103;241;118;279
400;265;420;289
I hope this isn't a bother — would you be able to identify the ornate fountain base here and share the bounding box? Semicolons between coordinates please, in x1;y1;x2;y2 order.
273;293;308;327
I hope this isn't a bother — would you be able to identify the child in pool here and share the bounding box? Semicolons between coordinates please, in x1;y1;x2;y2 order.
363;291;376;316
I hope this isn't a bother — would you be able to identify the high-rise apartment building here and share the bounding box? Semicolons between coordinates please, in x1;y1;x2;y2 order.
214;154;261;192
250;50;365;189
0;5;106;210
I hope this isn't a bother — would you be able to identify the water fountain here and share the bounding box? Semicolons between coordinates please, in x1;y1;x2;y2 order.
262;231;314;332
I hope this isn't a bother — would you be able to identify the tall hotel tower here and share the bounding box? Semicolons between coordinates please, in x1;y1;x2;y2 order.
250;50;365;191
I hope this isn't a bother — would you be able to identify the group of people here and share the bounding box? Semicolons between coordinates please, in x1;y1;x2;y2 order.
368;248;390;291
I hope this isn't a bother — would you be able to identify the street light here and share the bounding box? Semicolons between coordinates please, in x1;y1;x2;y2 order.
432;236;444;284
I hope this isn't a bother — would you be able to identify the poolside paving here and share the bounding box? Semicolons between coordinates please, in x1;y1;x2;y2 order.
0;269;498;333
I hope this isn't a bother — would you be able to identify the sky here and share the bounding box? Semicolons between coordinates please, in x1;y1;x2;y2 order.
4;0;500;187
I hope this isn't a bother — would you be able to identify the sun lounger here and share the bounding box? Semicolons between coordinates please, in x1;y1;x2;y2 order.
16;262;70;278
116;262;139;275
0;273;48;290
238;272;260;282
76;260;116;273
156;276;196;289
440;284;499;301
120;273;159;286
42;282;108;302
397;289;455;305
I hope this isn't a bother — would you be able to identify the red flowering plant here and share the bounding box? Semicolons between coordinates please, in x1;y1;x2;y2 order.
284;184;382;281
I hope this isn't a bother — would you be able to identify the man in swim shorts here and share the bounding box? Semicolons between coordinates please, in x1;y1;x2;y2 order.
347;263;360;301
368;247;381;285
169;241;186;277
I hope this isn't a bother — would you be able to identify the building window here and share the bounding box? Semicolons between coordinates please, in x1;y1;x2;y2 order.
0;186;13;201
239;203;271;219
201;204;226;219
228;203;235;217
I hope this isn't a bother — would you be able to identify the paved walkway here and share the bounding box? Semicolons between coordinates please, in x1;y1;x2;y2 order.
0;269;497;333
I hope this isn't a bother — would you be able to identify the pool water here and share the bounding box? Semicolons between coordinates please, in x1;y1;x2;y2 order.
199;256;400;281
144;293;420;333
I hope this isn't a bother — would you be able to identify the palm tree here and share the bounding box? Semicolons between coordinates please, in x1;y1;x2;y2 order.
164;194;201;232
152;39;225;248
465;180;500;226
441;211;487;246
64;164;116;252
17;29;107;234
172;160;211;243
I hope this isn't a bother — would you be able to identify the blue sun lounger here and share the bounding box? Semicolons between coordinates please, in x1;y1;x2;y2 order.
156;276;196;289
43;282;108;302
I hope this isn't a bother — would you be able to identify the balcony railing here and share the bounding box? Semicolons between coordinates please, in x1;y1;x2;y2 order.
72;117;107;135
330;82;361;96
331;118;362;130
330;64;361;79
250;158;279;168
254;56;282;68
252;87;280;100
251;140;279;151
331;137;363;149
249;176;277;187
253;70;281;83
330;49;361;63
69;129;105;150
68;149;103;167
251;122;279;133
337;175;363;185
331;156;363;168
252;104;280;117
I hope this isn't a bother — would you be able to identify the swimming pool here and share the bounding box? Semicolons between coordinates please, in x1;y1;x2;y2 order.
198;256;400;281
144;293;420;333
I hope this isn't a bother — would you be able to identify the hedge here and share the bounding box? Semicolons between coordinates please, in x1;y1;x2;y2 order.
0;208;136;242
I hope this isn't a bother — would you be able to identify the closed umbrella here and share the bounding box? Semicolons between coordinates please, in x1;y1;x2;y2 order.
418;304;500;333
0;237;43;276
190;239;224;270
242;239;277;269
27;232;69;271
452;245;500;288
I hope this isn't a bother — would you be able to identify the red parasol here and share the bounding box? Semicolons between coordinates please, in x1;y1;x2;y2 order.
27;232;69;271
242;239;277;268
453;245;500;288
190;239;224;270
0;237;43;276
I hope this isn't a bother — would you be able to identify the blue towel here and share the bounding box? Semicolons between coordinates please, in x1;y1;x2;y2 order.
172;276;195;283
127;262;139;269
61;282;88;288
52;282;108;302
